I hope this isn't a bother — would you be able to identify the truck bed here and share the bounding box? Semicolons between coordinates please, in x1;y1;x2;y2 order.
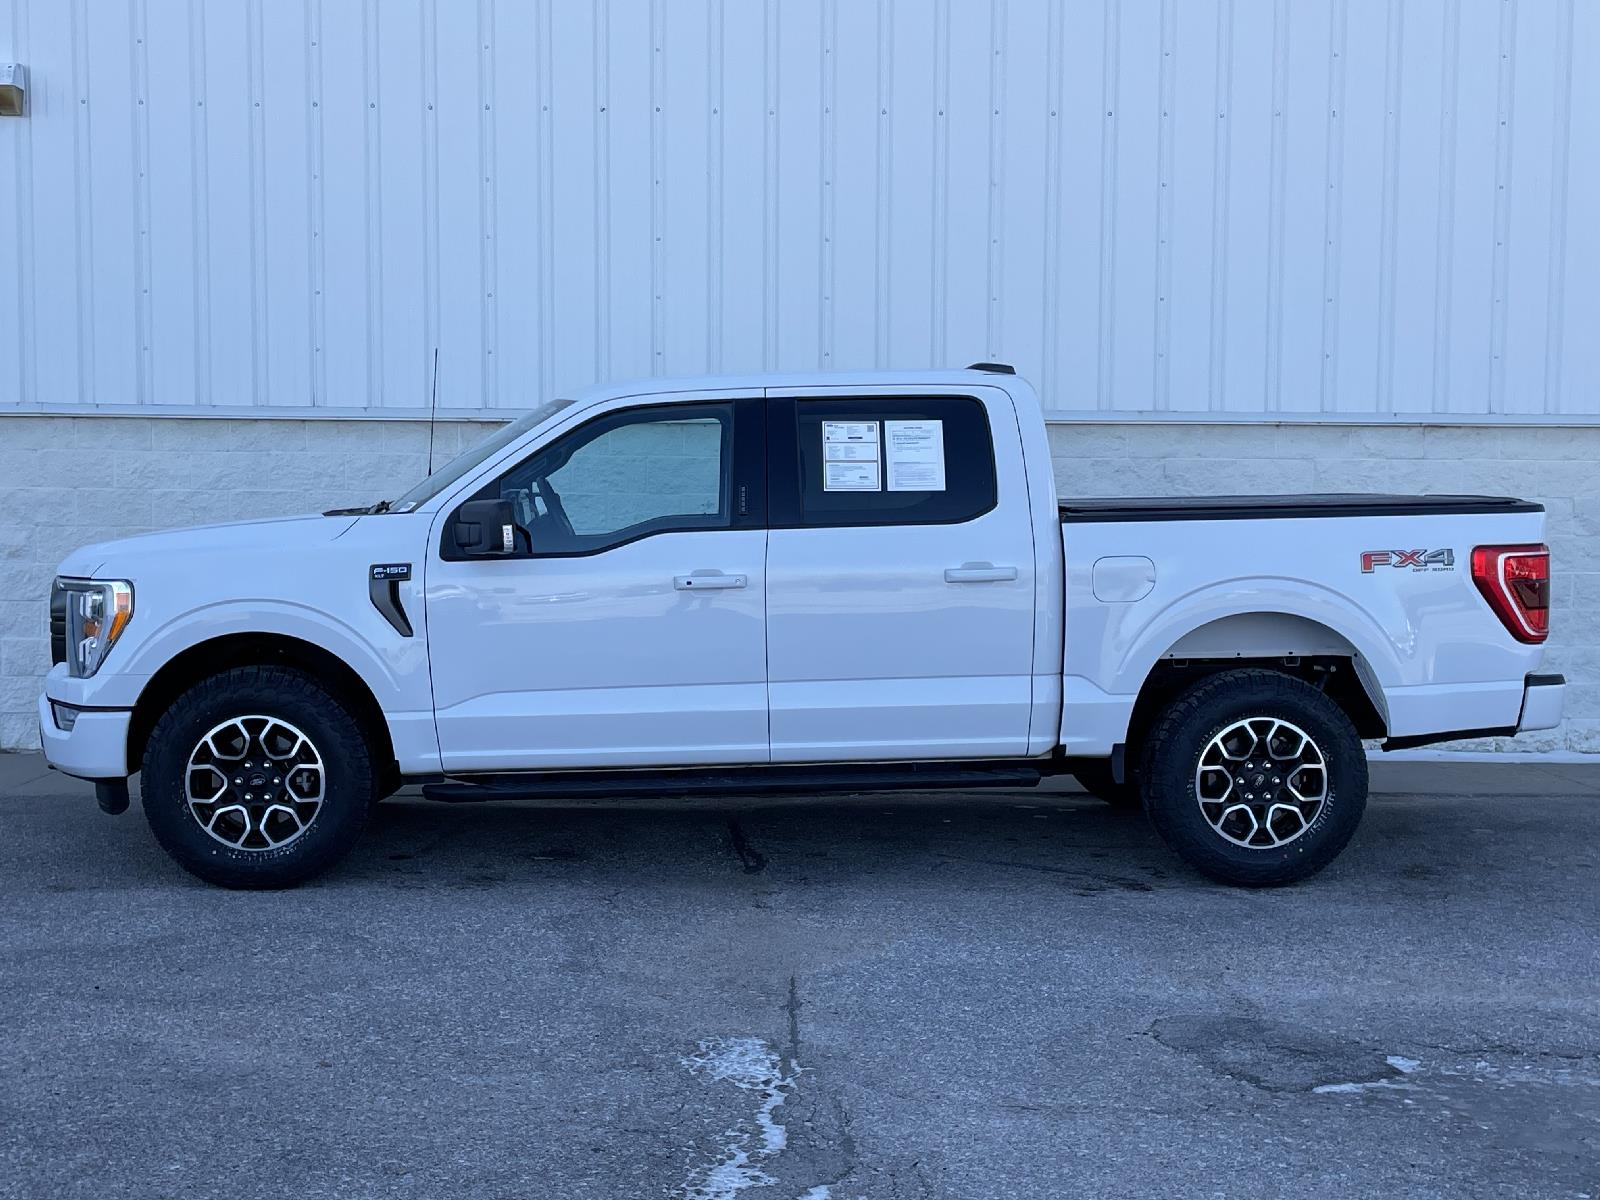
1059;494;1543;523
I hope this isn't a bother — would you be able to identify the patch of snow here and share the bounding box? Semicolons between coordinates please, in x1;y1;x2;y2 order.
679;1037;801;1199
1313;1078;1412;1095
1315;1054;1425;1094
797;1189;832;1200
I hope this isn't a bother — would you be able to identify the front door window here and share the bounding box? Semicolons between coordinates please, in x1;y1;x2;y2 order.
487;403;733;556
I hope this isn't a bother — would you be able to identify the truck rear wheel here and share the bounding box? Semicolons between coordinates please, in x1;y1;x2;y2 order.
140;666;376;889
1139;669;1367;887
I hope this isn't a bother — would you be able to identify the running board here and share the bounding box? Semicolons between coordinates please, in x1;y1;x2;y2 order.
420;761;1045;804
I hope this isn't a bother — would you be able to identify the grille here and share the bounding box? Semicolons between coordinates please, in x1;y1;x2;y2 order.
48;581;67;667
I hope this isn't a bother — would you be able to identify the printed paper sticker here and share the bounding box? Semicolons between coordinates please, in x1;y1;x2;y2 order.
823;421;879;444
824;441;877;462
822;420;881;491
824;462;881;490
885;420;946;492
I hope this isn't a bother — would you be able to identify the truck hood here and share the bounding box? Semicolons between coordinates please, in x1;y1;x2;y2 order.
57;513;360;579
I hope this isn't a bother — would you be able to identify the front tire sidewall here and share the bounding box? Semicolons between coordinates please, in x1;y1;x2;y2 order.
142;669;374;888
1142;675;1366;887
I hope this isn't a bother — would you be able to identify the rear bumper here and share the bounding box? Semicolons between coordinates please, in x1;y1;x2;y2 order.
37;692;132;781
1517;673;1566;733
1382;672;1564;751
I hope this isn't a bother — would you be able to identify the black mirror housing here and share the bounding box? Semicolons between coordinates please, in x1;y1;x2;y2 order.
452;498;520;556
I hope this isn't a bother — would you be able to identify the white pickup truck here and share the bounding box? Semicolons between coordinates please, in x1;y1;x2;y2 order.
39;365;1564;889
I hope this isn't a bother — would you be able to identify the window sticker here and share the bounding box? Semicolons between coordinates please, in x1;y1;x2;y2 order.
823;421;879;445
822;420;881;491
824;441;877;461
885;420;946;492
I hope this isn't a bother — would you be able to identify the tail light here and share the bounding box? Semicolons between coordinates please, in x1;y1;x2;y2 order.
1471;544;1549;643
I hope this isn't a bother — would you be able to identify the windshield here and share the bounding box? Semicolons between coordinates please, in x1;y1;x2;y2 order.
392;396;578;510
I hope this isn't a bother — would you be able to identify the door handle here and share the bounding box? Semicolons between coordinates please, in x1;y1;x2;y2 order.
674;572;748;591
944;564;1018;583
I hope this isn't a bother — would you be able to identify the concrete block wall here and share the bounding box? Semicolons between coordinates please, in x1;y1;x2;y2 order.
1;414;1594;754
0;415;503;751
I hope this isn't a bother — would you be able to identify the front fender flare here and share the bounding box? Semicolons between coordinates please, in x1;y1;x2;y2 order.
119;599;425;715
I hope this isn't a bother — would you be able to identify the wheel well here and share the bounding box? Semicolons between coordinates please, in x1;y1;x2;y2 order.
126;633;398;781
1124;655;1387;761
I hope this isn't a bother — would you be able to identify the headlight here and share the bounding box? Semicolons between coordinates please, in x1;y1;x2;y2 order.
52;579;134;678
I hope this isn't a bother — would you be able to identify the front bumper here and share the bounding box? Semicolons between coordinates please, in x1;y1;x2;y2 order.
1517;673;1565;733
37;692;132;781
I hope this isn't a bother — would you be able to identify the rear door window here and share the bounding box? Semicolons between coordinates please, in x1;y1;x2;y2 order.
769;395;998;527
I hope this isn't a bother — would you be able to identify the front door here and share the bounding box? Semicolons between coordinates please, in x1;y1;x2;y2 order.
426;395;769;773
763;388;1038;760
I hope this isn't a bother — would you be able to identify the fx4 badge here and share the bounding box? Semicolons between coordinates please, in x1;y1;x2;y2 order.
1361;549;1455;573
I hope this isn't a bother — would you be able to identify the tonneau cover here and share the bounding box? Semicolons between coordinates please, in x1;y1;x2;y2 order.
1058;494;1543;523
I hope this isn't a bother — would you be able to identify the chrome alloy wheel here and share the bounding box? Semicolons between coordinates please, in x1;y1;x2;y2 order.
1194;717;1328;849
184;716;326;851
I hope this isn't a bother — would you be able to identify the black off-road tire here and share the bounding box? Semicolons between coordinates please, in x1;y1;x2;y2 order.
141;665;377;889
1139;669;1367;887
1070;759;1142;809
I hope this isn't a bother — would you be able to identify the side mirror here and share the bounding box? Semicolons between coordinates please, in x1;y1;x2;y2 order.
452;498;522;556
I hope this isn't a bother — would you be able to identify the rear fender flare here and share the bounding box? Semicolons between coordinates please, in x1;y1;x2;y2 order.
1113;580;1401;720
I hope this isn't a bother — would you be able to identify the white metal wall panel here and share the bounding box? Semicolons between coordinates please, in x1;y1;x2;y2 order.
1;0;1596;418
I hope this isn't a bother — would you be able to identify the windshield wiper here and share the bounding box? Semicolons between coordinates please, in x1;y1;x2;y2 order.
322;499;393;516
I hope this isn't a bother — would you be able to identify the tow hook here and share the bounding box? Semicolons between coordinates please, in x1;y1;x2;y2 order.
95;779;131;815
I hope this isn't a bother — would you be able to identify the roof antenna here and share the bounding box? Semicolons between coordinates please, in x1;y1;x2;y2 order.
426;347;440;476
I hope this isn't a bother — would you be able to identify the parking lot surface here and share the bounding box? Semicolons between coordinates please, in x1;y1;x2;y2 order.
2;753;1597;1199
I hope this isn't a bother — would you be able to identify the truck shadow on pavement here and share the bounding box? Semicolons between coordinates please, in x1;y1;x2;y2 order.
317;783;1600;899
13;779;1597;901
344;790;1189;897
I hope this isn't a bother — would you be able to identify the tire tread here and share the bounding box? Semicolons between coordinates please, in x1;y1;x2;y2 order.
141;665;375;889
1139;668;1367;887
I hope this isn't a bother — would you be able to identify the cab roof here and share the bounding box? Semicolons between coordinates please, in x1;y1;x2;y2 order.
561;366;1029;407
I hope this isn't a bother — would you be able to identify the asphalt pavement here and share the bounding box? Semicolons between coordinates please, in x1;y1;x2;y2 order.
2;752;1598;1199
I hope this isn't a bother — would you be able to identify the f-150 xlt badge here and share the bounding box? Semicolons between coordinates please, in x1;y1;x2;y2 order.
1361;549;1455;573
368;563;414;636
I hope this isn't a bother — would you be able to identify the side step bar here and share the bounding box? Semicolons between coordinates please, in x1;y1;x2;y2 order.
420;761;1046;804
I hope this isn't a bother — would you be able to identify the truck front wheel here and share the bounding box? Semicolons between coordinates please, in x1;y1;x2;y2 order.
1139;669;1367;887
140;666;377;888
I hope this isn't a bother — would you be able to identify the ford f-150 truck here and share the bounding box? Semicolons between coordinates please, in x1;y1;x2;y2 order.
38;365;1564;889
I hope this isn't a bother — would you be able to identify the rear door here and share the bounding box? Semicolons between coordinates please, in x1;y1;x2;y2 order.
763;387;1037;760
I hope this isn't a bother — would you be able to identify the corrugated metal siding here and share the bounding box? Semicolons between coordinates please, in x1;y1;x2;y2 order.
0;0;1596;418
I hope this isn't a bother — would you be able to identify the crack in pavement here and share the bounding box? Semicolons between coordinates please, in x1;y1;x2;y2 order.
817;1096;860;1196
1149;1014;1410;1094
1150;1010;1600;1177
937;853;1158;894
784;975;802;1076
726;817;768;874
